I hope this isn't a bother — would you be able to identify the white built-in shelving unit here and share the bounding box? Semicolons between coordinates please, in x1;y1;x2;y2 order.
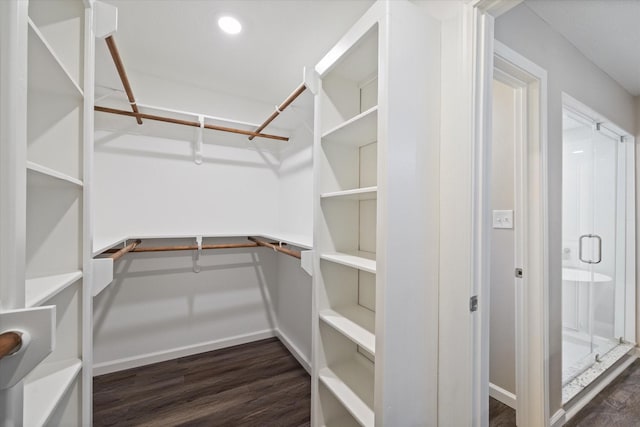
313;1;440;425
313;10;379;426
15;0;91;425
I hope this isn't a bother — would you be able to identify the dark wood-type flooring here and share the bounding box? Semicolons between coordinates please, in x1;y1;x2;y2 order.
565;359;640;426
95;338;640;427
93;338;310;427
489;359;640;427
489;397;517;427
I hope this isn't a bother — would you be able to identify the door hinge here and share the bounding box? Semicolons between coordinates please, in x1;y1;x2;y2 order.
470;295;478;312
515;268;523;278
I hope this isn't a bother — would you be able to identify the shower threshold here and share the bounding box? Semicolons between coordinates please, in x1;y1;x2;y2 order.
562;342;635;404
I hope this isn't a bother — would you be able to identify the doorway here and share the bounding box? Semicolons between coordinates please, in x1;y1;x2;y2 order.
488;77;518;416
485;41;549;427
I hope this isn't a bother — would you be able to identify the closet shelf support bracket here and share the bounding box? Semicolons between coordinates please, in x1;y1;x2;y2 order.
193;236;203;273
194;115;204;165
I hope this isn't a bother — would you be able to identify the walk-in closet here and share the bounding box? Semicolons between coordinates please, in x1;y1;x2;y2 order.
2;0;639;426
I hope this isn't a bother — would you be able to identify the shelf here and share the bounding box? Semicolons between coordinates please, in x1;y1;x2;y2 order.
320;306;375;355
322;106;378;147
28;18;83;98
27;161;83;187
321;252;376;274
24;358;82;427
321;187;377;201
26;271;82;308
319;357;374;427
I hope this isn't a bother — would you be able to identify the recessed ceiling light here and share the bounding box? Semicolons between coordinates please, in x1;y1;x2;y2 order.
572;150;584;154
218;16;242;35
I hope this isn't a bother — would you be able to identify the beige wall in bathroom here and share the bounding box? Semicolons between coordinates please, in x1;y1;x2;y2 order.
490;79;517;397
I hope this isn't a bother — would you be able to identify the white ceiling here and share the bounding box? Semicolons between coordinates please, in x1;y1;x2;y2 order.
98;0;375;105
525;0;640;96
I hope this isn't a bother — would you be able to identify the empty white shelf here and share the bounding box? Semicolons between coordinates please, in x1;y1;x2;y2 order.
28;19;83;98
321;252;376;274
27;161;83;187
322;106;378;147
321;187;377;201
319;357;374;427
24;358;82;427
26;271;83;307
320;306;375;355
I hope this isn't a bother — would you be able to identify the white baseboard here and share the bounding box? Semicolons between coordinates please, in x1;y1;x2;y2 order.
550;409;566;427
489;383;517;409
275;329;311;374
93;329;276;376
564;354;638;421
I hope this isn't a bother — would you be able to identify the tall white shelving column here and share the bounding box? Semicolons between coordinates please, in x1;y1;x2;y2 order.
313;5;380;426
21;1;91;425
312;1;441;425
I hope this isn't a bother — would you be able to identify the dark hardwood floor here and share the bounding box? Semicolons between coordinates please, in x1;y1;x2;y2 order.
95;337;640;427
489;397;516;427
93;338;310;426
565;359;640;426
487;359;640;427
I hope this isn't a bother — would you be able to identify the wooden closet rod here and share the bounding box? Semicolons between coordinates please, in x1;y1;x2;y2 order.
248;236;301;259
107;242;260;253
101;238;302;260
105;36;142;125
94;106;290;141
0;331;22;359
248;83;307;141
109;239;142;261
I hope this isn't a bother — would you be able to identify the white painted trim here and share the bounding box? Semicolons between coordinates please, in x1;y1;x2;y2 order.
491;36;550;427
489;383;517;409
92;329;275;376
275;329;311;374
550;409;566;427
564;355;638;421
468;4;495;426
81;3;96;426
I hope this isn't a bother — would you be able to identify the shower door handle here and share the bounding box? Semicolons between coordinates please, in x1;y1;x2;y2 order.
579;234;602;264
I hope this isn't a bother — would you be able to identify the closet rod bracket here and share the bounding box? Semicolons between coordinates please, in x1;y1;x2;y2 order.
194;115;204;165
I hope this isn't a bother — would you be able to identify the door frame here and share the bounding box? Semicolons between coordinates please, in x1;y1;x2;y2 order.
466;1;551;425
492;41;549;426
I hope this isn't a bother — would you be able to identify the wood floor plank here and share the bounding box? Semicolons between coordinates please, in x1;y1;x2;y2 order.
565;359;640;427
94;338;310;427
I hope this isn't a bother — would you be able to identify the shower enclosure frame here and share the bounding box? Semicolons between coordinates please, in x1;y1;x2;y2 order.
561;94;636;365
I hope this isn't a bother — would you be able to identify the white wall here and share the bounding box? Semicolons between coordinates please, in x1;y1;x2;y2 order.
276;93;314;240
490;80;516;396
495;3;637;414
93;238;278;373
93;73;313;373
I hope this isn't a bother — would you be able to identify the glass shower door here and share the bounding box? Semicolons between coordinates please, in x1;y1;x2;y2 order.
588;127;619;360
562;112;621;384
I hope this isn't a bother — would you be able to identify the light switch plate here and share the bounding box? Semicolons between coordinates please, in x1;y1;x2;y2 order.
493;210;513;229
